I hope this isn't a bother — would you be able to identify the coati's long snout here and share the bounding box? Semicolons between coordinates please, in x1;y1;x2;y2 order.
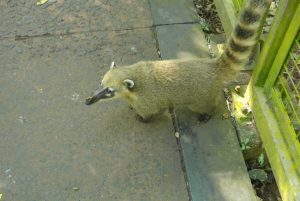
85;87;115;105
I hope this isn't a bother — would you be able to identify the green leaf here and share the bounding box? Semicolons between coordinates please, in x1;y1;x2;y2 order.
258;153;265;167
248;169;268;182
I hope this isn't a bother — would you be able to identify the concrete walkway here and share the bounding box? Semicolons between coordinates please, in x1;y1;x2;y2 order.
0;0;255;200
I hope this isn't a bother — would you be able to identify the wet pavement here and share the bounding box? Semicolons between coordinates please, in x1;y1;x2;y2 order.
0;0;255;200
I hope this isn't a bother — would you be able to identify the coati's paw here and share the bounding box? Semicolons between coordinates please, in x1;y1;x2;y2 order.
197;113;211;123
135;114;152;123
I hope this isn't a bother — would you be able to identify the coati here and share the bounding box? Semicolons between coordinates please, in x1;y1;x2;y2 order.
86;0;272;122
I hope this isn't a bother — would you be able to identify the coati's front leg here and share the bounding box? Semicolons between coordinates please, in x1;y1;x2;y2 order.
128;104;153;122
132;103;161;123
135;113;153;123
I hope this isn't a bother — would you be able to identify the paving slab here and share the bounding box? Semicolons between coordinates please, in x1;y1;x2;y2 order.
0;29;189;200
154;7;256;199
148;0;197;24
177;110;257;201
156;24;218;59
0;0;152;38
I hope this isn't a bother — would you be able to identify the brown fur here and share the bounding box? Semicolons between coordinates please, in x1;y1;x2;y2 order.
88;0;272;121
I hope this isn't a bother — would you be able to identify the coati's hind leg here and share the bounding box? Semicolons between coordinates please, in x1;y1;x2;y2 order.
188;103;214;123
198;113;212;123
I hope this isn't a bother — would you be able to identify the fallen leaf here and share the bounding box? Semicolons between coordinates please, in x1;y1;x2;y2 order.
36;0;48;5
248;169;268;182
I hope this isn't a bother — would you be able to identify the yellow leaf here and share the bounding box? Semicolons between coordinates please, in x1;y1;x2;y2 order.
36;0;48;5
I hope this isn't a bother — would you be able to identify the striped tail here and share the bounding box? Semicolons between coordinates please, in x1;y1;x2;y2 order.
219;0;272;71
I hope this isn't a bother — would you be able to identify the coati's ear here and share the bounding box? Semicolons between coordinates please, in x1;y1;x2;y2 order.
110;61;116;69
123;79;134;89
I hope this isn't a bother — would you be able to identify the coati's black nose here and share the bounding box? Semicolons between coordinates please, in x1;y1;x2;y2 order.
85;96;98;105
85;87;114;105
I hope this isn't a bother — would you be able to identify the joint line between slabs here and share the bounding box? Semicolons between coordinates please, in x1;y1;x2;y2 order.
0;21;199;41
169;108;193;201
